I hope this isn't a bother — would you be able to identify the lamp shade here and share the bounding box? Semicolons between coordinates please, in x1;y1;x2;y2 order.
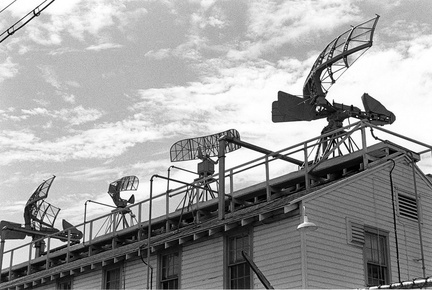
297;215;318;231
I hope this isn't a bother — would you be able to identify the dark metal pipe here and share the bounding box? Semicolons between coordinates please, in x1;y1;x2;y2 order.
389;159;401;282
146;176;155;289
407;152;426;277
224;135;303;166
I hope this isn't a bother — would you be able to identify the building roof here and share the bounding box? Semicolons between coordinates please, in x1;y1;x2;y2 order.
2;122;432;289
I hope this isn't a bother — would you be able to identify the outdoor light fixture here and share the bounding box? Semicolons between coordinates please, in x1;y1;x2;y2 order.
297;206;318;232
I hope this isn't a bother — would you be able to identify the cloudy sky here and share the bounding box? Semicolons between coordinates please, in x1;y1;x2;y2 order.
1;0;432;232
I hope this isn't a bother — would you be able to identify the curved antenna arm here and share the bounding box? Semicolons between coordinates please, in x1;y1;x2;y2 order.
107;176;139;208
170;129;241;162
24;176;58;229
303;15;380;101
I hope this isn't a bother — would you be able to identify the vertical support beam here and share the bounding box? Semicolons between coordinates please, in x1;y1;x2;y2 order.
66;230;71;262
303;143;310;190
165;168;171;233
361;124;368;169
0;234;4;275
8;250;14;281
195;184;200;223
83;202;87;244
111;212;116;235
27;242;33;275
89;220;93;244
147;177;154;290
45;237;51;269
229;169;234;212
138;202;142;224
265;156;271;201
218;138;226;220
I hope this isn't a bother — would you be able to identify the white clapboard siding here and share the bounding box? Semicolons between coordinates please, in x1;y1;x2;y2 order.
420;175;432;274
181;236;224;289
72;269;102;289
303;159;432;288
253;218;302;289
124;255;156;289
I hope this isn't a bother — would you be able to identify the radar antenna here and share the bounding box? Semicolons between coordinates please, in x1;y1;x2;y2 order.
106;176;139;231
108;175;138;208
169;129;241;224
24;175;58;231
272;15;395;163
1;176;82;258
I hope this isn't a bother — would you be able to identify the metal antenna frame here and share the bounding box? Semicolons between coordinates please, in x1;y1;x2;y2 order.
0;176;83;258
24;176;59;231
169;129;241;223
106;176;139;232
83;176;140;241
272;15;396;165
170;129;241;162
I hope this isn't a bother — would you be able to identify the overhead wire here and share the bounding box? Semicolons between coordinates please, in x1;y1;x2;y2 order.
0;0;57;44
0;0;20;16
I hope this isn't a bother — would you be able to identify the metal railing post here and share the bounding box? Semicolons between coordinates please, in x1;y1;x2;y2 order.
218;138;226;220
265;156;271;201
147;176;155;289
303;142;310;190
361;123;368;169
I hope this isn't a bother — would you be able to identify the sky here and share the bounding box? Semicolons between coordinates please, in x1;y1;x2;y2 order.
1;0;432;236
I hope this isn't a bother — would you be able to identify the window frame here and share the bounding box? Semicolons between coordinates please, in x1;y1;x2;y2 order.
103;263;123;289
363;227;391;287
225;228;253;289
56;277;73;289
158;248;181;289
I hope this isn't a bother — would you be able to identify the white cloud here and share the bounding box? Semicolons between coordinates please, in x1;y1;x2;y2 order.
5;106;104;126
21;107;49;116
0;115;163;165
86;42;123;51
2;0;432;230
224;0;361;60
381;19;432;40
1;0;148;47
57;106;104;125
39;65;61;89
62;94;76;104
145;48;171;60
0;57;18;81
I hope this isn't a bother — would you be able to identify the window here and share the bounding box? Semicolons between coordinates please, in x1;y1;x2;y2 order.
364;229;389;286
104;265;122;289
160;251;180;289
57;278;72;289
227;231;251;289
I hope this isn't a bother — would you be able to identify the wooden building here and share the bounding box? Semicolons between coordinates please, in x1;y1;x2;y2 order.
0;121;431;289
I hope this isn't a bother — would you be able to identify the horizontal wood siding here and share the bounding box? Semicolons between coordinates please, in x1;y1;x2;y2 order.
421;175;432;275
253;218;302;289
181;236;223;289
304;160;431;288
72;269;102;289
124;256;156;289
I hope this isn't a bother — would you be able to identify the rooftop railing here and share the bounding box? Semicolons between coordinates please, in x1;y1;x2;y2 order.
1;121;431;282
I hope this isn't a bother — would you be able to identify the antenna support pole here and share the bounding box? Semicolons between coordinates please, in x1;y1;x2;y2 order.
218;138;226;220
